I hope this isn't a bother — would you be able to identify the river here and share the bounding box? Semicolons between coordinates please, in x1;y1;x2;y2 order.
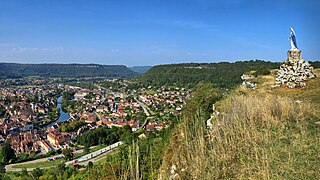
45;96;70;128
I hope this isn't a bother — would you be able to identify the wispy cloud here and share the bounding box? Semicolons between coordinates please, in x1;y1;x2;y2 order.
106;18;221;31
0;43;16;47
11;46;64;53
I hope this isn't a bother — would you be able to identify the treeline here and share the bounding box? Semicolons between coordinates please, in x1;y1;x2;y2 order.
139;60;320;89
60;120;85;132
77;125;135;146
0;63;138;79
310;61;320;68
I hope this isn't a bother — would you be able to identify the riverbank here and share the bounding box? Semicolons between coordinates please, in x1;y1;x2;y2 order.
42;96;71;129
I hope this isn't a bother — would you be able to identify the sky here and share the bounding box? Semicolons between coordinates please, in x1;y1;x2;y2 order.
0;0;319;66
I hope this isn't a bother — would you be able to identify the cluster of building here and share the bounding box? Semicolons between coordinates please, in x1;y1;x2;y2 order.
63;85;145;132
0;86;62;154
139;86;190;116
2;127;74;154
0;80;191;156
137;86;191;131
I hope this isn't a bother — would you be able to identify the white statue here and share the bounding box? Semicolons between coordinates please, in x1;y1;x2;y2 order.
289;27;298;49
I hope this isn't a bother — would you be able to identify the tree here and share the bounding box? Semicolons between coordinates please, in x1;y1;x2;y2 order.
184;83;222;119
0;105;7;118
0;174;11;180
123;124;132;133
62;148;73;161
21;168;28;176
1;141;16;163
84;144;90;154
120;127;135;144
138;61;281;89
88;161;93;169
0;162;5;173
57;163;66;176
31;168;43;178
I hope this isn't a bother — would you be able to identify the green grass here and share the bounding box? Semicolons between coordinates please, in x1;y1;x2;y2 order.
11;159;65;169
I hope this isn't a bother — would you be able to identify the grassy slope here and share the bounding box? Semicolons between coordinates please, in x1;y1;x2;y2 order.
245;69;320;106
159;69;320;179
11;159;65;169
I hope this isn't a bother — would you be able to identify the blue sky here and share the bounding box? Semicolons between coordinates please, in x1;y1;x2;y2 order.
0;0;319;66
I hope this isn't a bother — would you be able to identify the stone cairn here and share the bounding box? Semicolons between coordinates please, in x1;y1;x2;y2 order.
276;49;316;88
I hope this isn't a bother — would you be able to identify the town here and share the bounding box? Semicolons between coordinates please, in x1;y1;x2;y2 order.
0;77;190;164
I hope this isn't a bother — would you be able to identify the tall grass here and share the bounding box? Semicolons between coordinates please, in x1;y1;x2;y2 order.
160;94;319;179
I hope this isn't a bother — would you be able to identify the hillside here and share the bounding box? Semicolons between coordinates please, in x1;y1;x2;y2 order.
129;66;152;74
159;69;320;179
0;63;138;78
139;60;280;89
139;60;320;89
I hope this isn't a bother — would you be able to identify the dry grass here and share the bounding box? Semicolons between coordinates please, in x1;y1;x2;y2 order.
208;95;319;179
160;76;320;179
238;68;320;107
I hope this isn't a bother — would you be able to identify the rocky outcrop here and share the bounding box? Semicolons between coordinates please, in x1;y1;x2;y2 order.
241;74;256;89
276;49;316;88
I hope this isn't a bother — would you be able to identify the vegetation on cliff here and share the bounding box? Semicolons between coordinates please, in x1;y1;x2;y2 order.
159;69;320;179
139;60;320;89
139;60;280;89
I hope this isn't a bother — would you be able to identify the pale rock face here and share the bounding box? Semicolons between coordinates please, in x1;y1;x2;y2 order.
241;74;256;89
242;81;256;89
169;164;179;180
276;49;316;88
241;74;255;80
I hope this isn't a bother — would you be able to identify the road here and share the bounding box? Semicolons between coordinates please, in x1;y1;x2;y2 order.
134;98;155;129
5;148;84;172
5;142;122;172
134;97;155;117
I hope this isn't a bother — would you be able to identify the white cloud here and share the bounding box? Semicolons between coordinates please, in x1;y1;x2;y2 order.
11;46;64;53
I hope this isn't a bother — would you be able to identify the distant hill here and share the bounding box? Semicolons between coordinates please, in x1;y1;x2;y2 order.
128;66;152;74
139;60;279;89
310;61;320;68
0;63;138;78
139;60;320;89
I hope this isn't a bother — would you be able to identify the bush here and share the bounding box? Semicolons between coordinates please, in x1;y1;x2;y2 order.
256;69;271;75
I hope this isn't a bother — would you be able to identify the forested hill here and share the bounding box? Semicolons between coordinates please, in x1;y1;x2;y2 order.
0;63;138;78
139;60;320;89
129;66;152;74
